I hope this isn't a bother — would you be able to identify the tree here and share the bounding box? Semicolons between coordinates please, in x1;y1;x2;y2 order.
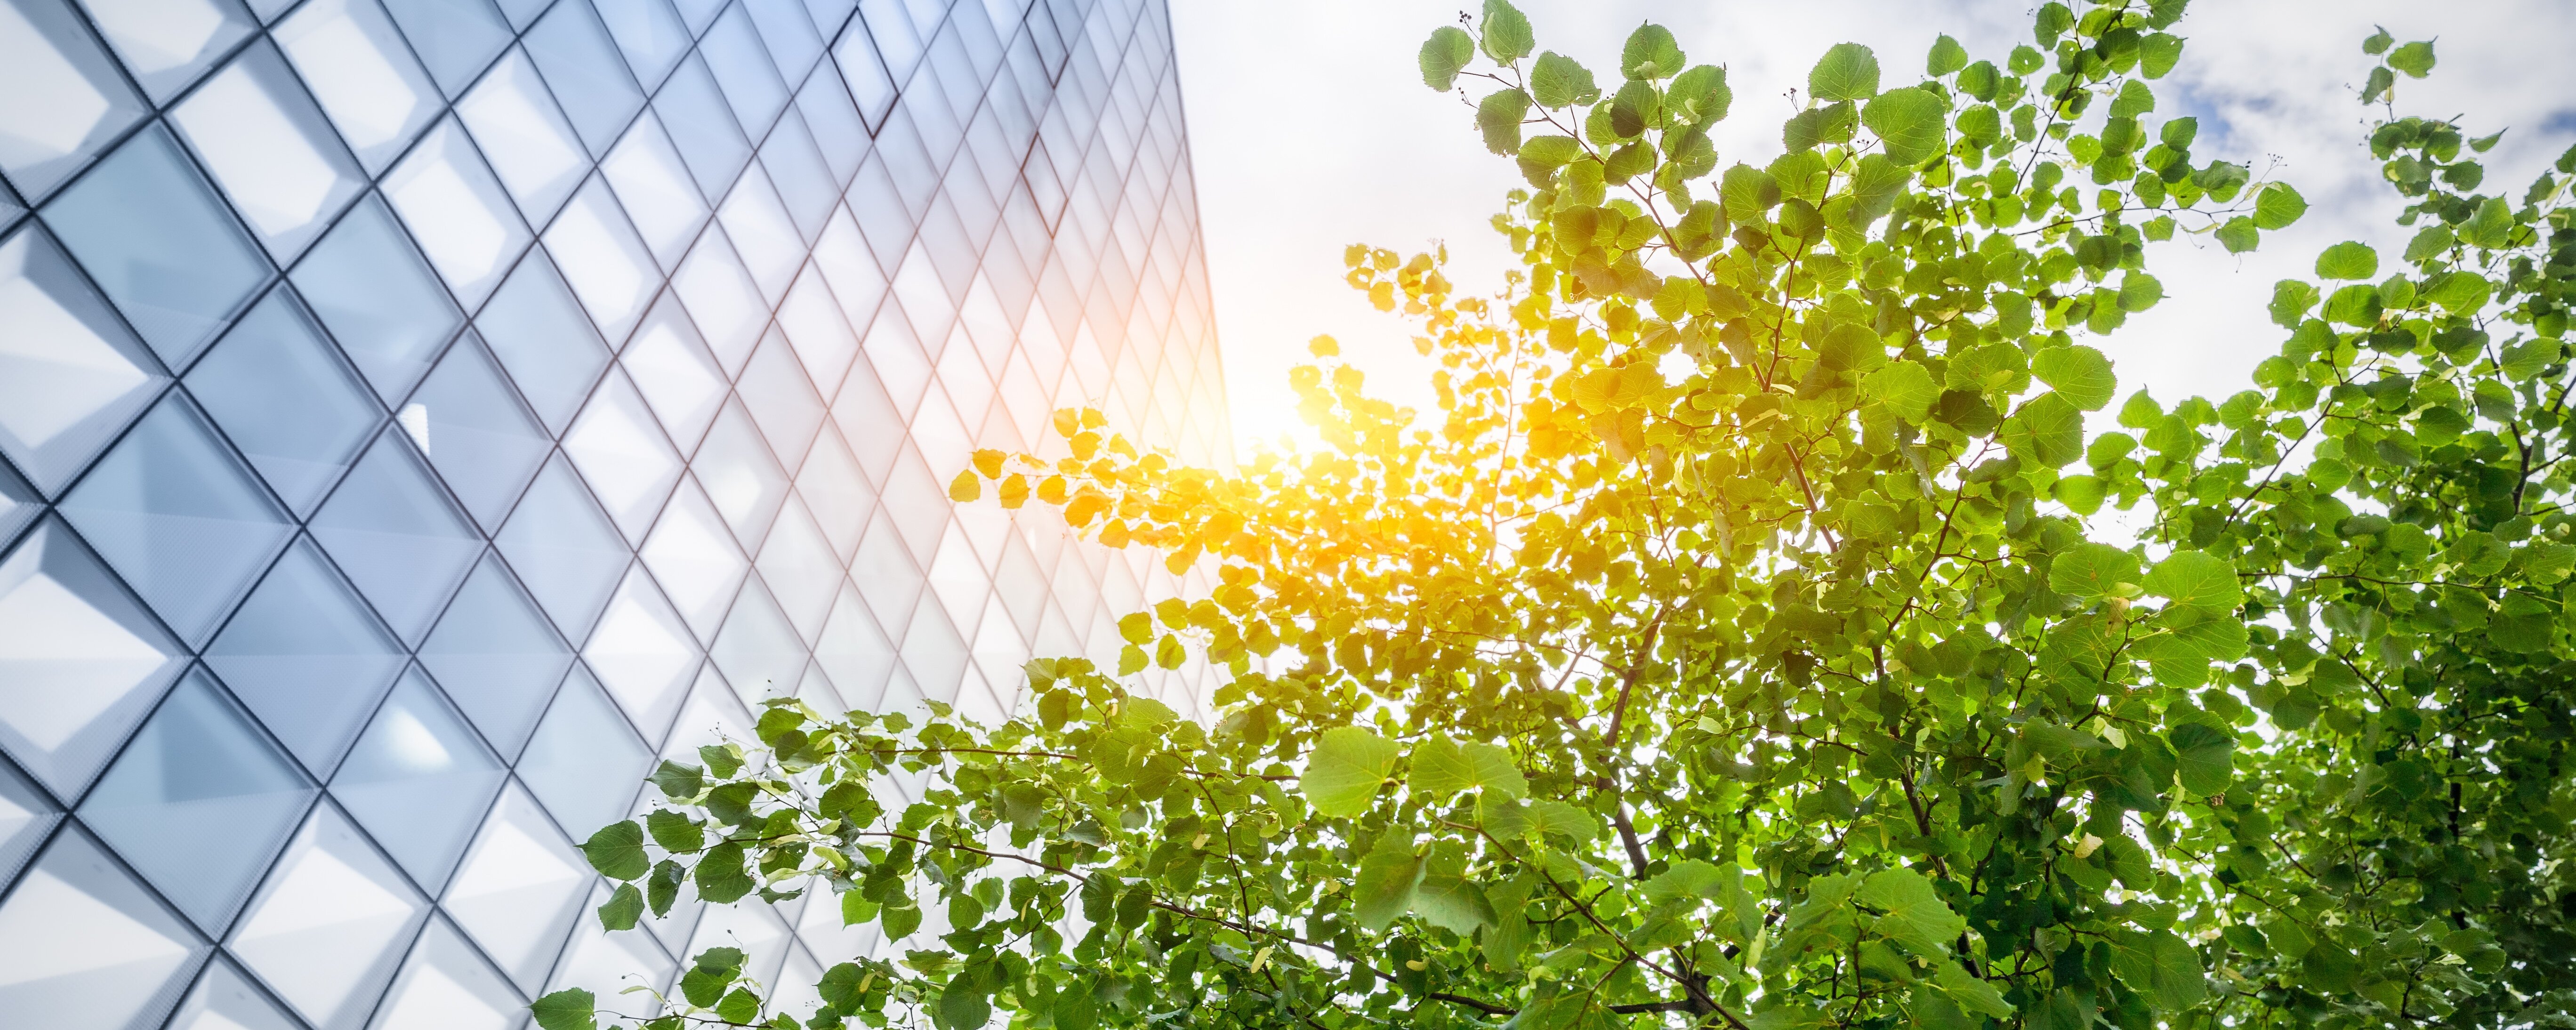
540;3;2576;1029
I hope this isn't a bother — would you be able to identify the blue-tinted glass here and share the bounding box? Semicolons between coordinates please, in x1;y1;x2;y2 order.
844;155;913;272
592;0;690;90
0;460;32;548
184;288;381;517
0;824;212;1029
419;554;572;761
794;71;869;185
55;394;294;645
490;0;545;28
711;577;804;705
652;55;753;201
407;334;552;532
523;0;646;159
205;539;408;778
41;126;271;370
801;0;855;36
330;669;506;892
380;0;513;98
0;223;169;500
758;113;837;243
290;195;464;405
307;430;483;644
0;752;59;890
476;250;612;436
873;107;939;217
0;0;150;201
513;667;649;838
496;454;630;640
737;329;826;472
692;398;790;552
700;4;790;138
78;670;314;935
669;0;724;33
829;13;898;133
742;0;825;80
854;0;919;82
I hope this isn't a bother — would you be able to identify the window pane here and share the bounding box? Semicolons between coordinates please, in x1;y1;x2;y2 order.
648;54;750;202
329;668;504;893
169;41;365;265
184;287;381;517
0;0;149;200
203;539;408;779
272;0;440;175
378;0;511;99
710;575;802;706
699;4;789;139
42;126;271;369
306;429;483;644
494;453;629;641
74;0;256;104
404;334;551;533
0;224;168;498
599;113;708;272
591;0;688;91
168;957;300;1030
418;553;571;761
0;517;186;801
521;0;644;159
455;48;589;226
541;176;659;346
0;826;208;1029
637;476;745;641
371;916;526;1028
226;802;427;1030
620;292;728;453
580;564;697;741
56;393;294;646
439;782;588;993
290;195;463;405
514;667;649;843
475;248;611;435
380;120;531;312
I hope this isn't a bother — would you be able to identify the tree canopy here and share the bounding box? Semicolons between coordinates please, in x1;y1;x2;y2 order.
539;3;2576;1030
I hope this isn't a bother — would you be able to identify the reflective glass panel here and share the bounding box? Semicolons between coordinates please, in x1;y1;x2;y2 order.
668;227;766;375
78;669;315;936
56;393;294;646
794;69;868;184
169;957;301;1030
547;880;672;1021
370;915;524;1030
758;113;837;243
290;195;463;406
812;206;889;329
637;476;746;642
184;287;381;517
405;335;550;532
755;496;838;643
493;453;629;641
271;0;440;175
698;3;789;139
776;264;861;401
716;167;802;304
0;224;168;498
521;0;643;159
793;427;870;561
0;519;187;800
811;581;894;709
599;113;708;272
380;120;531;311
418;553;571;760
75;0;253;103
620;293;728;453
541;176;659;346
204;539;408;778
0;754;58;887
648;54;750;201
580;565;696;742
593;0;689;91
736;328;826;472
455;48;588;226
42;126;271;369
378;0;511;99
439;782;588;993
475;248;611;435
227;802;427;1030
0;827;208;1030
692;398;790;553
306;430;483;644
563;370;682;545
710;576;803;705
170;42;365;265
515;667;649;841
743;0;824;80
0;0;148;194
329;669;504;893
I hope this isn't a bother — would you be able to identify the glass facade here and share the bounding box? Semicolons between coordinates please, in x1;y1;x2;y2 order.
0;0;1228;1024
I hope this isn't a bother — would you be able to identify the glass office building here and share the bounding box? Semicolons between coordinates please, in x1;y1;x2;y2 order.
0;0;1227;1024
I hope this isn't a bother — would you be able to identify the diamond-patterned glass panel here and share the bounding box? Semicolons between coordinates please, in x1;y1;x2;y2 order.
0;0;1228;1022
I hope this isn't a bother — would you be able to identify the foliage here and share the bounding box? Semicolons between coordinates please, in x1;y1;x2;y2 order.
537;3;2576;1029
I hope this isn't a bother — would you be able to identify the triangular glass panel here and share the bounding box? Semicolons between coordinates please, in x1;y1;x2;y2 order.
204;538;409;779
846;508;922;643
742;0;825;81
329;669;506;894
456;47;588;226
0;826;209;1029
0;518;187;801
495;454;632;642
490;0;543;29
290;195;463;406
169;956;301;1030
564;369;683;546
168;40;365;266
549;879;674;1021
716;167;801;305
778;262;862;402
757;495;841;644
74;0;257;105
380;120;531;311
900;596;970;705
370;914;526;1030
78;669;316;937
669;226;765;376
418;554;573;761
699;4;790;142
0;752;62;891
795;430;873;563
406;334;551;533
476;248;612;436
738;327;829;473
270;0;441;175
380;0;513;99
581;565;698;744
185;287;382;517
440;782;590;994
794;72;867;186
648;54;751;202
600;113;708;274
694;398;792;554
758;112;837;243
41;125;272;370
639;475;749;642
812;582;895;710
0;0;150;201
712;576;807;707
56;393;294;646
228;802;428;1030
0;224;168;498
307;430;483;644
515;667;652;840
621;293;728;453
542;176;660;346
521;0;644;159
594;0;690;92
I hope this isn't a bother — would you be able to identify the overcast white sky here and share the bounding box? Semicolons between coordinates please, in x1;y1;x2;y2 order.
1167;1;2576;450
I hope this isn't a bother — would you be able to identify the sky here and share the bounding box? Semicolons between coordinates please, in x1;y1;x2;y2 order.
1165;0;2576;451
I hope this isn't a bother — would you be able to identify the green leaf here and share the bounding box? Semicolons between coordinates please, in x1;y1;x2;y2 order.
694;842;755;904
1479;0;1533;63
2389;40;2435;77
1809;42;1881;102
645;809;705;853
1932;963;2015;1018
2000;392;2085;468
1352;835;1425;930
2032;345;2115;410
881;903;922;940
1862;361;1940;424
2254;183;2307;229
2269;280;2319;328
1477;88;1531;156
531;990;597;1030
2216;216;2259;254
1054;983;1099;1030
698;744;741;779
2169;722;2235;795
1529;52;1595;108
1858;868;1967;958
819;963;867;1010
1668;64;1731;123
2141;32;2183;78
1419;26;1474;90
596;883;644;931
1620;23;1683;80
2315;241;2379;280
1862;87;1947;165
580;821;649;881
1412;843;1496;934
1519;135;1582;169
1407;736;1528;800
2051;543;2142;601
2024;721;2112;758
1926;34;1968;76
934;971;991;1030
1523;799;1602;842
2118;272;2164;314
2144;550;2241;618
1300;726;1401;817
1646;860;1729;903
650;760;703;800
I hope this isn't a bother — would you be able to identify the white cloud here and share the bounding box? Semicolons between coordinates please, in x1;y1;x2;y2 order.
1171;0;2576;449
